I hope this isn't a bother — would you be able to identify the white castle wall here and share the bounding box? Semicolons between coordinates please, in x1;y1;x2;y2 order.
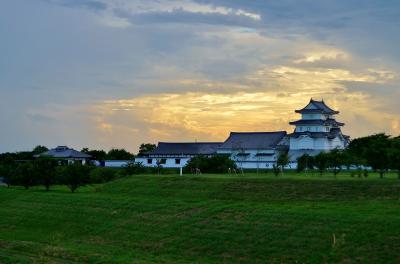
290;136;345;151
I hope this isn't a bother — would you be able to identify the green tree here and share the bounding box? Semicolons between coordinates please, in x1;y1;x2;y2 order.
277;152;290;175
364;134;391;178
32;145;48;155
0;163;13;187
185;155;236;174
81;148;107;162
33;157;58;191
138;143;156;156
314;152;328;176
14;151;34;161
14;162;36;189
57;163;92;193
296;154;314;173
123;162;146;175
326;149;344;176
347;134;391;178
106;149;134;160
389;136;400;178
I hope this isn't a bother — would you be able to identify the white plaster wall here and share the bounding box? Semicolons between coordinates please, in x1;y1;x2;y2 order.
290;136;314;150
135;157;190;168
302;113;325;120
104;160;131;167
218;149;280;169
330;137;345;149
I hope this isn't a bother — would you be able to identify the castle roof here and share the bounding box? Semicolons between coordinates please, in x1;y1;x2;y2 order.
295;99;339;114
219;131;287;150
146;142;223;156
288;127;346;140
289;119;344;126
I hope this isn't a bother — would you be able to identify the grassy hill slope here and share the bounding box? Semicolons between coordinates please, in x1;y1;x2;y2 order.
1;174;400;263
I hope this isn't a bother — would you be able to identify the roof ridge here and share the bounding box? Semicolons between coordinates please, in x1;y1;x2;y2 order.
158;142;223;144
230;131;286;134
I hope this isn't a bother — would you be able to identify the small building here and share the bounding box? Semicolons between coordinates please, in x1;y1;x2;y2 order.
135;142;223;168
36;146;92;164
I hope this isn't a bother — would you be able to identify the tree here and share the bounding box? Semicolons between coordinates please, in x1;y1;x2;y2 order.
314;152;328;175
364;134;391;178
33;157;58;191
81;148;107;162
277;152;290;175
57;163;91;193
32;145;48;155
296;154;314;173
138;143;156;156
0;163;13;187
325;149;344;176
185;155;237;174
122;162;146;175
389;136;400;178
14;151;34;161
347;134;391;178
106;149;134;160
14;162;36;189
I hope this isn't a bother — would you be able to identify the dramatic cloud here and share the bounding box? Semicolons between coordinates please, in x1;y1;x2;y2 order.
0;0;399;152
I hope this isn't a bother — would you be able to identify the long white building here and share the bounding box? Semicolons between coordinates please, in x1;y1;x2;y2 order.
135;99;349;169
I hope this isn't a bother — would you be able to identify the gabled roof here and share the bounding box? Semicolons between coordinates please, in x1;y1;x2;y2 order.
219;131;287;150
295;99;339;114
289;119;344;126
147;142;223;155
38;146;92;159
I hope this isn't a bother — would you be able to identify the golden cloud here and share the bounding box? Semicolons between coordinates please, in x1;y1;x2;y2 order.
90;56;398;150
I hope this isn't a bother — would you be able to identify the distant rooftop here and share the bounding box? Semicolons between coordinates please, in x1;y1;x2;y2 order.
37;146;92;159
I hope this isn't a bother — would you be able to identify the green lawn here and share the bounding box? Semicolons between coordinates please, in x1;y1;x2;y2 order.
1;172;400;263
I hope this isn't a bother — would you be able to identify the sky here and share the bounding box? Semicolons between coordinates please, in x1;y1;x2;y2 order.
1;0;399;153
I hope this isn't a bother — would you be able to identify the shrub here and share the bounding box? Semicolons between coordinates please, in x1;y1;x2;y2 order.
14;162;36;189
33;157;58;191
89;167;119;183
122;162;147;175
0;163;13;187
185;155;236;174
57;163;92;193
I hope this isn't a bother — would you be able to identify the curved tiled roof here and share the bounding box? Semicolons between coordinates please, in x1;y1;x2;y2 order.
219;131;287;150
289;119;344;126
288;127;348;140
295;99;339;114
147;142;223;155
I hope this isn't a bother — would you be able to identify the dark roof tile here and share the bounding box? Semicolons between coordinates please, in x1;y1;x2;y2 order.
219;131;287;150
147;142;223;155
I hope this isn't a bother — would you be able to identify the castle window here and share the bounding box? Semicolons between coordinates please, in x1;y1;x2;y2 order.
175;159;181;164
147;159;152;164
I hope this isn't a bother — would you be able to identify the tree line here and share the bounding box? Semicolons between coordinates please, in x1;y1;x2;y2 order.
294;133;400;178
0;144;158;192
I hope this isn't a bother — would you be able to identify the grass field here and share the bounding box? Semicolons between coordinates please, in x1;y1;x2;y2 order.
0;172;400;263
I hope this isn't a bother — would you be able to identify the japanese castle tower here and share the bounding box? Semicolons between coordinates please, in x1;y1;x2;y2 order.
288;99;349;160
